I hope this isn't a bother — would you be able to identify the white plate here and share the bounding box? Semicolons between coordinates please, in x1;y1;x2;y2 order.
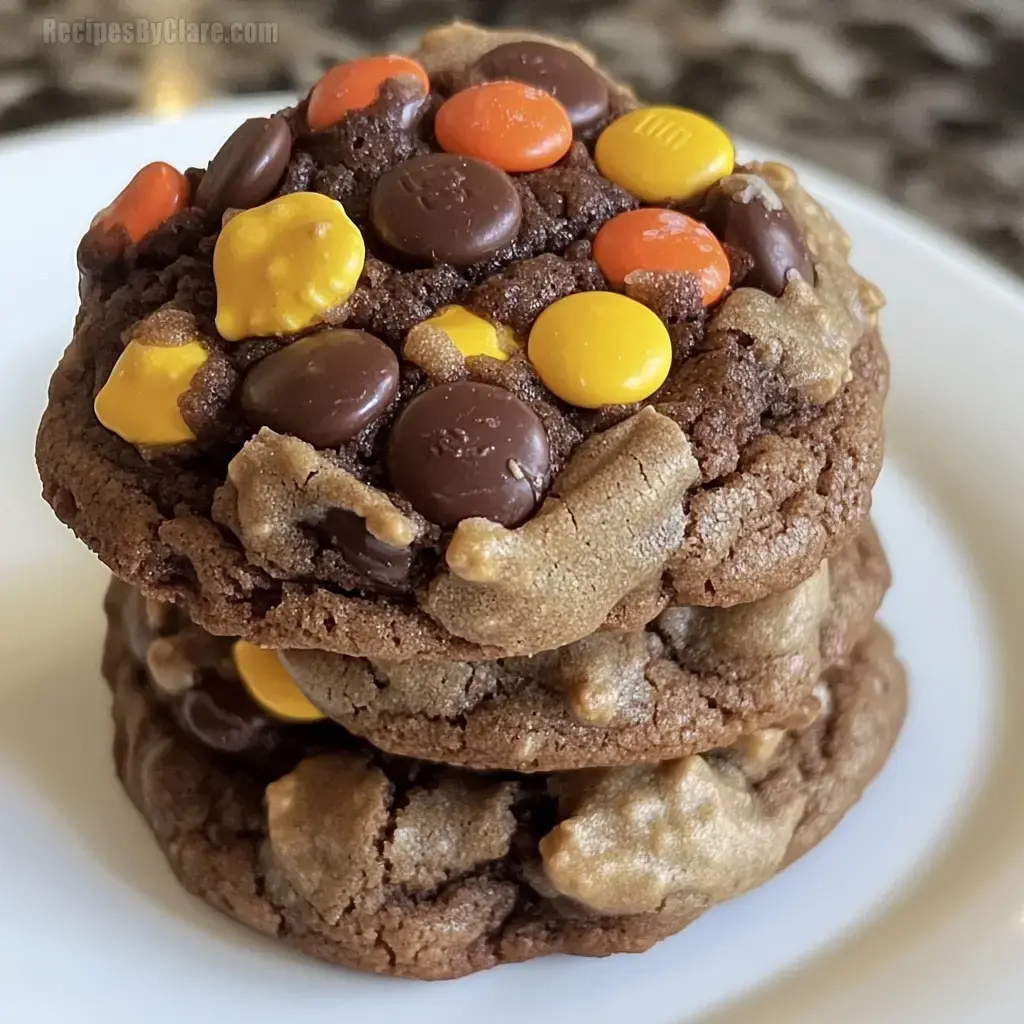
0;98;1020;1024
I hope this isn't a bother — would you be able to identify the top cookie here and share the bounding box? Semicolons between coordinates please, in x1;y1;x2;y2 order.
37;22;887;660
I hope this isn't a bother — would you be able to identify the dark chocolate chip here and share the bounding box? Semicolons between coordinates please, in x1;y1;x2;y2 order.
369;154;522;267
701;174;814;297
387;381;550;528
241;329;399;448
195;116;292;214
474;41;610;129
321;507;412;587
176;675;280;755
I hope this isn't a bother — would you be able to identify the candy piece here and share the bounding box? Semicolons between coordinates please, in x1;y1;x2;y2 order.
242;329;399;448
435;81;573;173
473;40;609;129
528;292;672;409
195;116;292;215
370;154;521;266
307;55;430;130
321;507;413;587
596;107;734;203
424;409;697;653
417;305;515;362
214;192;365;341
403;324;468;384
232;640;325;722
387;381;550;527
218;429;422;582
94;338;208;446
143;635;198;697
177;675;282;754
92;161;189;246
128;306;203;347
593;208;730;305
701;173;814;296
540;754;803;915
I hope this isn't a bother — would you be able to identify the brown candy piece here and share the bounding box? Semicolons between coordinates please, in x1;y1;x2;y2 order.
424;408;696;653
214;429;422;584
321;507;413;587
241;330;399;448
195;115;292;215
473;41;609;129
369;154;522;267
175;675;281;755
387;381;550;528
702;173;814;297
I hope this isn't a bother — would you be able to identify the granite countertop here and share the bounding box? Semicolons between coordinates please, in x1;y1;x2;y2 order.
3;0;1021;274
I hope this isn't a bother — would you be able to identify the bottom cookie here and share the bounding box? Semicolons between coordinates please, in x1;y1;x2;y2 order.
105;607;905;980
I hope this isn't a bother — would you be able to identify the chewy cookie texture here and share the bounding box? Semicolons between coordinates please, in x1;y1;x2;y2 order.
40;21;904;979
105;579;905;980
283;525;891;770
37;21;888;660
112;526;889;773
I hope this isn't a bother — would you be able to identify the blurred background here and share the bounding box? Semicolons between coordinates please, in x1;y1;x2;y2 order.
5;0;1022;272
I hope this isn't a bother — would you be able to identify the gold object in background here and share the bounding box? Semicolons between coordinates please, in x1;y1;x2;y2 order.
138;0;206;115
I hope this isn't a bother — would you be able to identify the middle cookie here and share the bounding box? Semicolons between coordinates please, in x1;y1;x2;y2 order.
282;525;889;771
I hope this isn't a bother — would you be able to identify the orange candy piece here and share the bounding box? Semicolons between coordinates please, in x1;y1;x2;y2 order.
307;55;430;130
435;81;573;173
592;208;731;305
93;161;189;245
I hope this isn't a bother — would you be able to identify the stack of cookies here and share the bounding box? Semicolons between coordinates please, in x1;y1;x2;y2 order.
37;22;905;980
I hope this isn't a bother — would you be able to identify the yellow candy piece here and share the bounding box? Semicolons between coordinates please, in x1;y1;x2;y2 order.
528;292;671;409
214;192;365;341
232;640;325;723
596;107;735;203
94;338;208;446
423;305;516;362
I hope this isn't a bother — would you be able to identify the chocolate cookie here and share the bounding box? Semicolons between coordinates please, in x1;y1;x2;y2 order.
38;22;887;660
103;525;886;772
281;526;889;770
106;600;906;979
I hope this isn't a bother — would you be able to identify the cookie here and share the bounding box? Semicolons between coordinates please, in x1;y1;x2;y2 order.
39;22;886;660
106;599;906;979
104;523;887;771
284;526;889;770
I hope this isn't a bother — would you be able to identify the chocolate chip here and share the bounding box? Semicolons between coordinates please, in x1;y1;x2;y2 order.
387;381;550;527
241;329;399;448
369;154;522;267
195;116;292;214
474;41;609;129
701;174;814;297
321;507;412;587
176;675;280;754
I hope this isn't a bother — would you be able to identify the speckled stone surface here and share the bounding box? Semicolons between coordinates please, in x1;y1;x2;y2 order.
5;0;1023;273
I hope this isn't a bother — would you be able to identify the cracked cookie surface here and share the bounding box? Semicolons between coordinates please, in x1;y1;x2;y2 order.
105;523;887;771
39;22;886;660
106;599;904;979
283;525;889;770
